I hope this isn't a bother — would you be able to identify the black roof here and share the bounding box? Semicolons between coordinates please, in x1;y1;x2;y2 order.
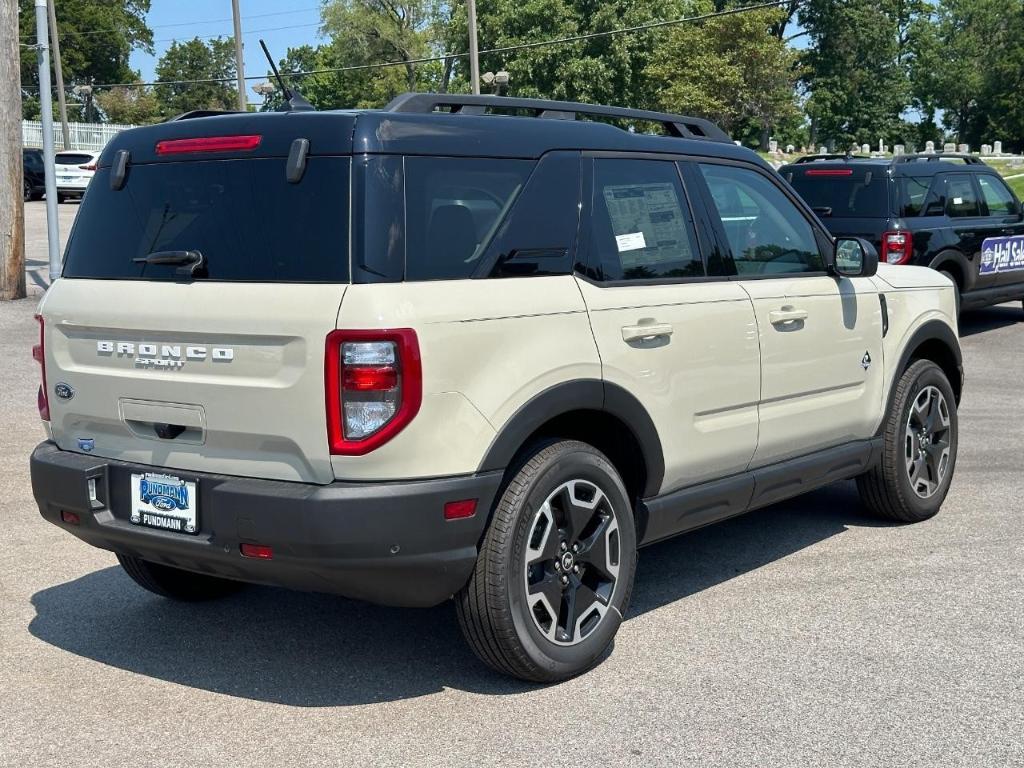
99;92;765;169
780;152;994;178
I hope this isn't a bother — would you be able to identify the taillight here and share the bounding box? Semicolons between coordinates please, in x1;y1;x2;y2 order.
33;313;49;421
155;135;262;155
881;230;913;265
325;329;422;455
79;163;97;171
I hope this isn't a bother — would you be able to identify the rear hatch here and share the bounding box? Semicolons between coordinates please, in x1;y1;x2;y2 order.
54;151;98;190
38;113;355;484
783;163;892;249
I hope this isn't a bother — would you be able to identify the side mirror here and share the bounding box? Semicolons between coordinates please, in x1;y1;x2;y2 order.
832;237;878;278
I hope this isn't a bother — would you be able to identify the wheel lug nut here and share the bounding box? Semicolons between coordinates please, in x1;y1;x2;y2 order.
572;543;579;552
560;541;567;551
561;575;569;585
573;565;579;573
554;561;561;571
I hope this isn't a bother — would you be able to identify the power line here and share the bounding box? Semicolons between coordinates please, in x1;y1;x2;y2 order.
24;1;794;91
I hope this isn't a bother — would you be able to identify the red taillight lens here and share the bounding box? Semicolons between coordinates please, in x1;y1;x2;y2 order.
79;163;97;171
325;329;422;455
444;499;478;520
155;135;262;156
240;543;273;559
33;314;49;421
881;230;913;265
61;511;80;526
804;169;854;176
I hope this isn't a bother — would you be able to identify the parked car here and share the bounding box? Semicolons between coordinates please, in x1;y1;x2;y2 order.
31;95;962;682
781;153;1024;313
53;150;99;202
22;148;45;201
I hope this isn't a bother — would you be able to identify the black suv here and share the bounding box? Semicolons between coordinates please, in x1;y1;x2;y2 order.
782;154;1024;312
23;148;45;201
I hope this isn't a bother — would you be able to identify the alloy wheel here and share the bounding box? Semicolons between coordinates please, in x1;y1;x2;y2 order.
523;479;621;646
905;385;951;499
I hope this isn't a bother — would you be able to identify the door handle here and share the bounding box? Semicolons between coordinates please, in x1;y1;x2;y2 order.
621;323;674;342
769;307;808;325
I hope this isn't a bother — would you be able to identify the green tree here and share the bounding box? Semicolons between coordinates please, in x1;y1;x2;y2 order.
153;37;238;117
18;0;153;119
647;4;801;145
95;85;161;125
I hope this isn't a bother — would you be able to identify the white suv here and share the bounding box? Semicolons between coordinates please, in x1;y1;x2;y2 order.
30;94;963;682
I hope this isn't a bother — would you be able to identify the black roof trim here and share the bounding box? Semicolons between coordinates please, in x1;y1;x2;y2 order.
893;152;986;165
383;92;731;143
793;153;872;163
167;110;248;122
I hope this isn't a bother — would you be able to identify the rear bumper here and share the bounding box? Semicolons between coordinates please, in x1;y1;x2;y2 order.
30;441;502;607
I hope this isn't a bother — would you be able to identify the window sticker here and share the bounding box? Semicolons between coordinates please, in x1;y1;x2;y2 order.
980;235;1024;274
953;197;963;205
615;232;647;252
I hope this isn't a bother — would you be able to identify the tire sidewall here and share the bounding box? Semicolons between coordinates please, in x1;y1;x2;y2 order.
891;361;958;518
503;445;637;678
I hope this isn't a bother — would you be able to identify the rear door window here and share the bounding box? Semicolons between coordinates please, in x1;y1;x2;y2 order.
63;158;350;282
404;157;533;281
788;167;889;218
55;152;94;166
945;174;981;217
977;175;1018;216
587;158;703;281
897;175;938;217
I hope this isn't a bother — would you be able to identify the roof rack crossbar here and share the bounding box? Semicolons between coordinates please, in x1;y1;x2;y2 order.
893;152;984;164
383;92;731;142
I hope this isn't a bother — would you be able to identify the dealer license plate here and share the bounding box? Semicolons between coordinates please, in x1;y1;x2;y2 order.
130;472;198;534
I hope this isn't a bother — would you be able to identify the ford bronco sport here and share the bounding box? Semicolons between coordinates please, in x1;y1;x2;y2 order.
31;94;963;682
782;152;1024;313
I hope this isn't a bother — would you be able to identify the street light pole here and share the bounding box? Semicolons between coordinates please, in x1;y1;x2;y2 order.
467;0;480;95
231;0;247;111
46;0;71;147
34;0;61;283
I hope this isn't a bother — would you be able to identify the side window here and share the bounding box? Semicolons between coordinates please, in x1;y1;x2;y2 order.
898;176;935;217
699;164;823;275
977;175;1018;217
589;159;703;281
945;174;981;217
404;157;533;281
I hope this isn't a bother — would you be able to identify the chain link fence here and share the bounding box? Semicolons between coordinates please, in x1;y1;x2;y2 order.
22;120;137;153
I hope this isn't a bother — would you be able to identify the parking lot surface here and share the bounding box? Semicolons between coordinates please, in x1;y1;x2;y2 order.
2;202;1022;766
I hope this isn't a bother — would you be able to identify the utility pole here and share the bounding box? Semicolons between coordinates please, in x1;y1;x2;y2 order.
35;0;61;282
467;0;480;95
46;0;70;148
1;0;26;299
231;0;247;111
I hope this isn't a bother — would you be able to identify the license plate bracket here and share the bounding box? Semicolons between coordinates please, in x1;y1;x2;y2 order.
129;472;198;535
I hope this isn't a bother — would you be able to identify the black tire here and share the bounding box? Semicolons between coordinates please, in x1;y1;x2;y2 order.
456;439;637;682
23;179;31;202
116;553;243;601
57;193;68;204
857;359;958;522
939;270;961;315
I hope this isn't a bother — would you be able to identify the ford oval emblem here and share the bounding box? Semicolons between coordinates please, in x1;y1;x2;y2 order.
54;382;75;400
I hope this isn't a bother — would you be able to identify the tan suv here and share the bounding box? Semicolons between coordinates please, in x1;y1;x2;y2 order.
30;94;963;682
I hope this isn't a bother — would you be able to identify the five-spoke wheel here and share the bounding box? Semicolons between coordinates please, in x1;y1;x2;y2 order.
904;385;951;499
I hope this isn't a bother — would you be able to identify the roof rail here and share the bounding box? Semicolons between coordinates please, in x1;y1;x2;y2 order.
792;153;871;163
893;152;985;165
166;109;247;122
383;92;731;142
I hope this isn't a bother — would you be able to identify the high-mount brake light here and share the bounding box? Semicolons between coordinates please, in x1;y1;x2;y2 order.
805;169;854;176
325;329;422;455
881;230;914;265
155;135;262;156
32;314;49;421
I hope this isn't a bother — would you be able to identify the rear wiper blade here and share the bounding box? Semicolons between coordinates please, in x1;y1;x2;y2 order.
133;250;207;277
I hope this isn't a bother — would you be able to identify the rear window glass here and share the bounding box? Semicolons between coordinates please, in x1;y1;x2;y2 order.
404;157;533;281
63;158;350;282
55;153;94;166
789;170;889;218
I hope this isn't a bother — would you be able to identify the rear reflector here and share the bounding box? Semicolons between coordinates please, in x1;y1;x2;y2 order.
155;135;262;155
343;365;399;392
240;543;273;559
804;169;854;176
444;499;478;520
61;511;80;525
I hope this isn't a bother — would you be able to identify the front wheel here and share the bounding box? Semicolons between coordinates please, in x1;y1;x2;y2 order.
857;359;958;522
457;440;637;682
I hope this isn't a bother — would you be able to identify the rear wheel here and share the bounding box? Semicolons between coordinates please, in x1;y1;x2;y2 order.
117;553;243;601
457;440;637;682
23;179;31;202
857;359;958;522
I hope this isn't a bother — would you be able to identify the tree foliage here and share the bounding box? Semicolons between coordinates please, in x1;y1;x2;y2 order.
95;85;161;125
153;37;238;117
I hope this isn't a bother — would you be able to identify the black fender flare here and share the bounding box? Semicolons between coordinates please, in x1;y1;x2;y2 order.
880;319;964;434
477;379;665;498
928;249;973;292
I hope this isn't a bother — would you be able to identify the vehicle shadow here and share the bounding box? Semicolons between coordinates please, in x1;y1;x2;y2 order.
958;304;1022;337
29;481;882;706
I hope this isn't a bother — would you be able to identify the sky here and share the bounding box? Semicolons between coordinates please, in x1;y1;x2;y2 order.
128;0;326;106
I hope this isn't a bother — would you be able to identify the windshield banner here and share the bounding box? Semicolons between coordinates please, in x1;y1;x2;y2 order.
980;235;1024;275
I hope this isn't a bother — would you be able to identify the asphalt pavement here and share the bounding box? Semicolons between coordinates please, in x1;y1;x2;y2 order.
1;202;1022;766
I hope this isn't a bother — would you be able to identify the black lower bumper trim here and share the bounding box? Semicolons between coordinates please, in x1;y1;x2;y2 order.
30;441;503;607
